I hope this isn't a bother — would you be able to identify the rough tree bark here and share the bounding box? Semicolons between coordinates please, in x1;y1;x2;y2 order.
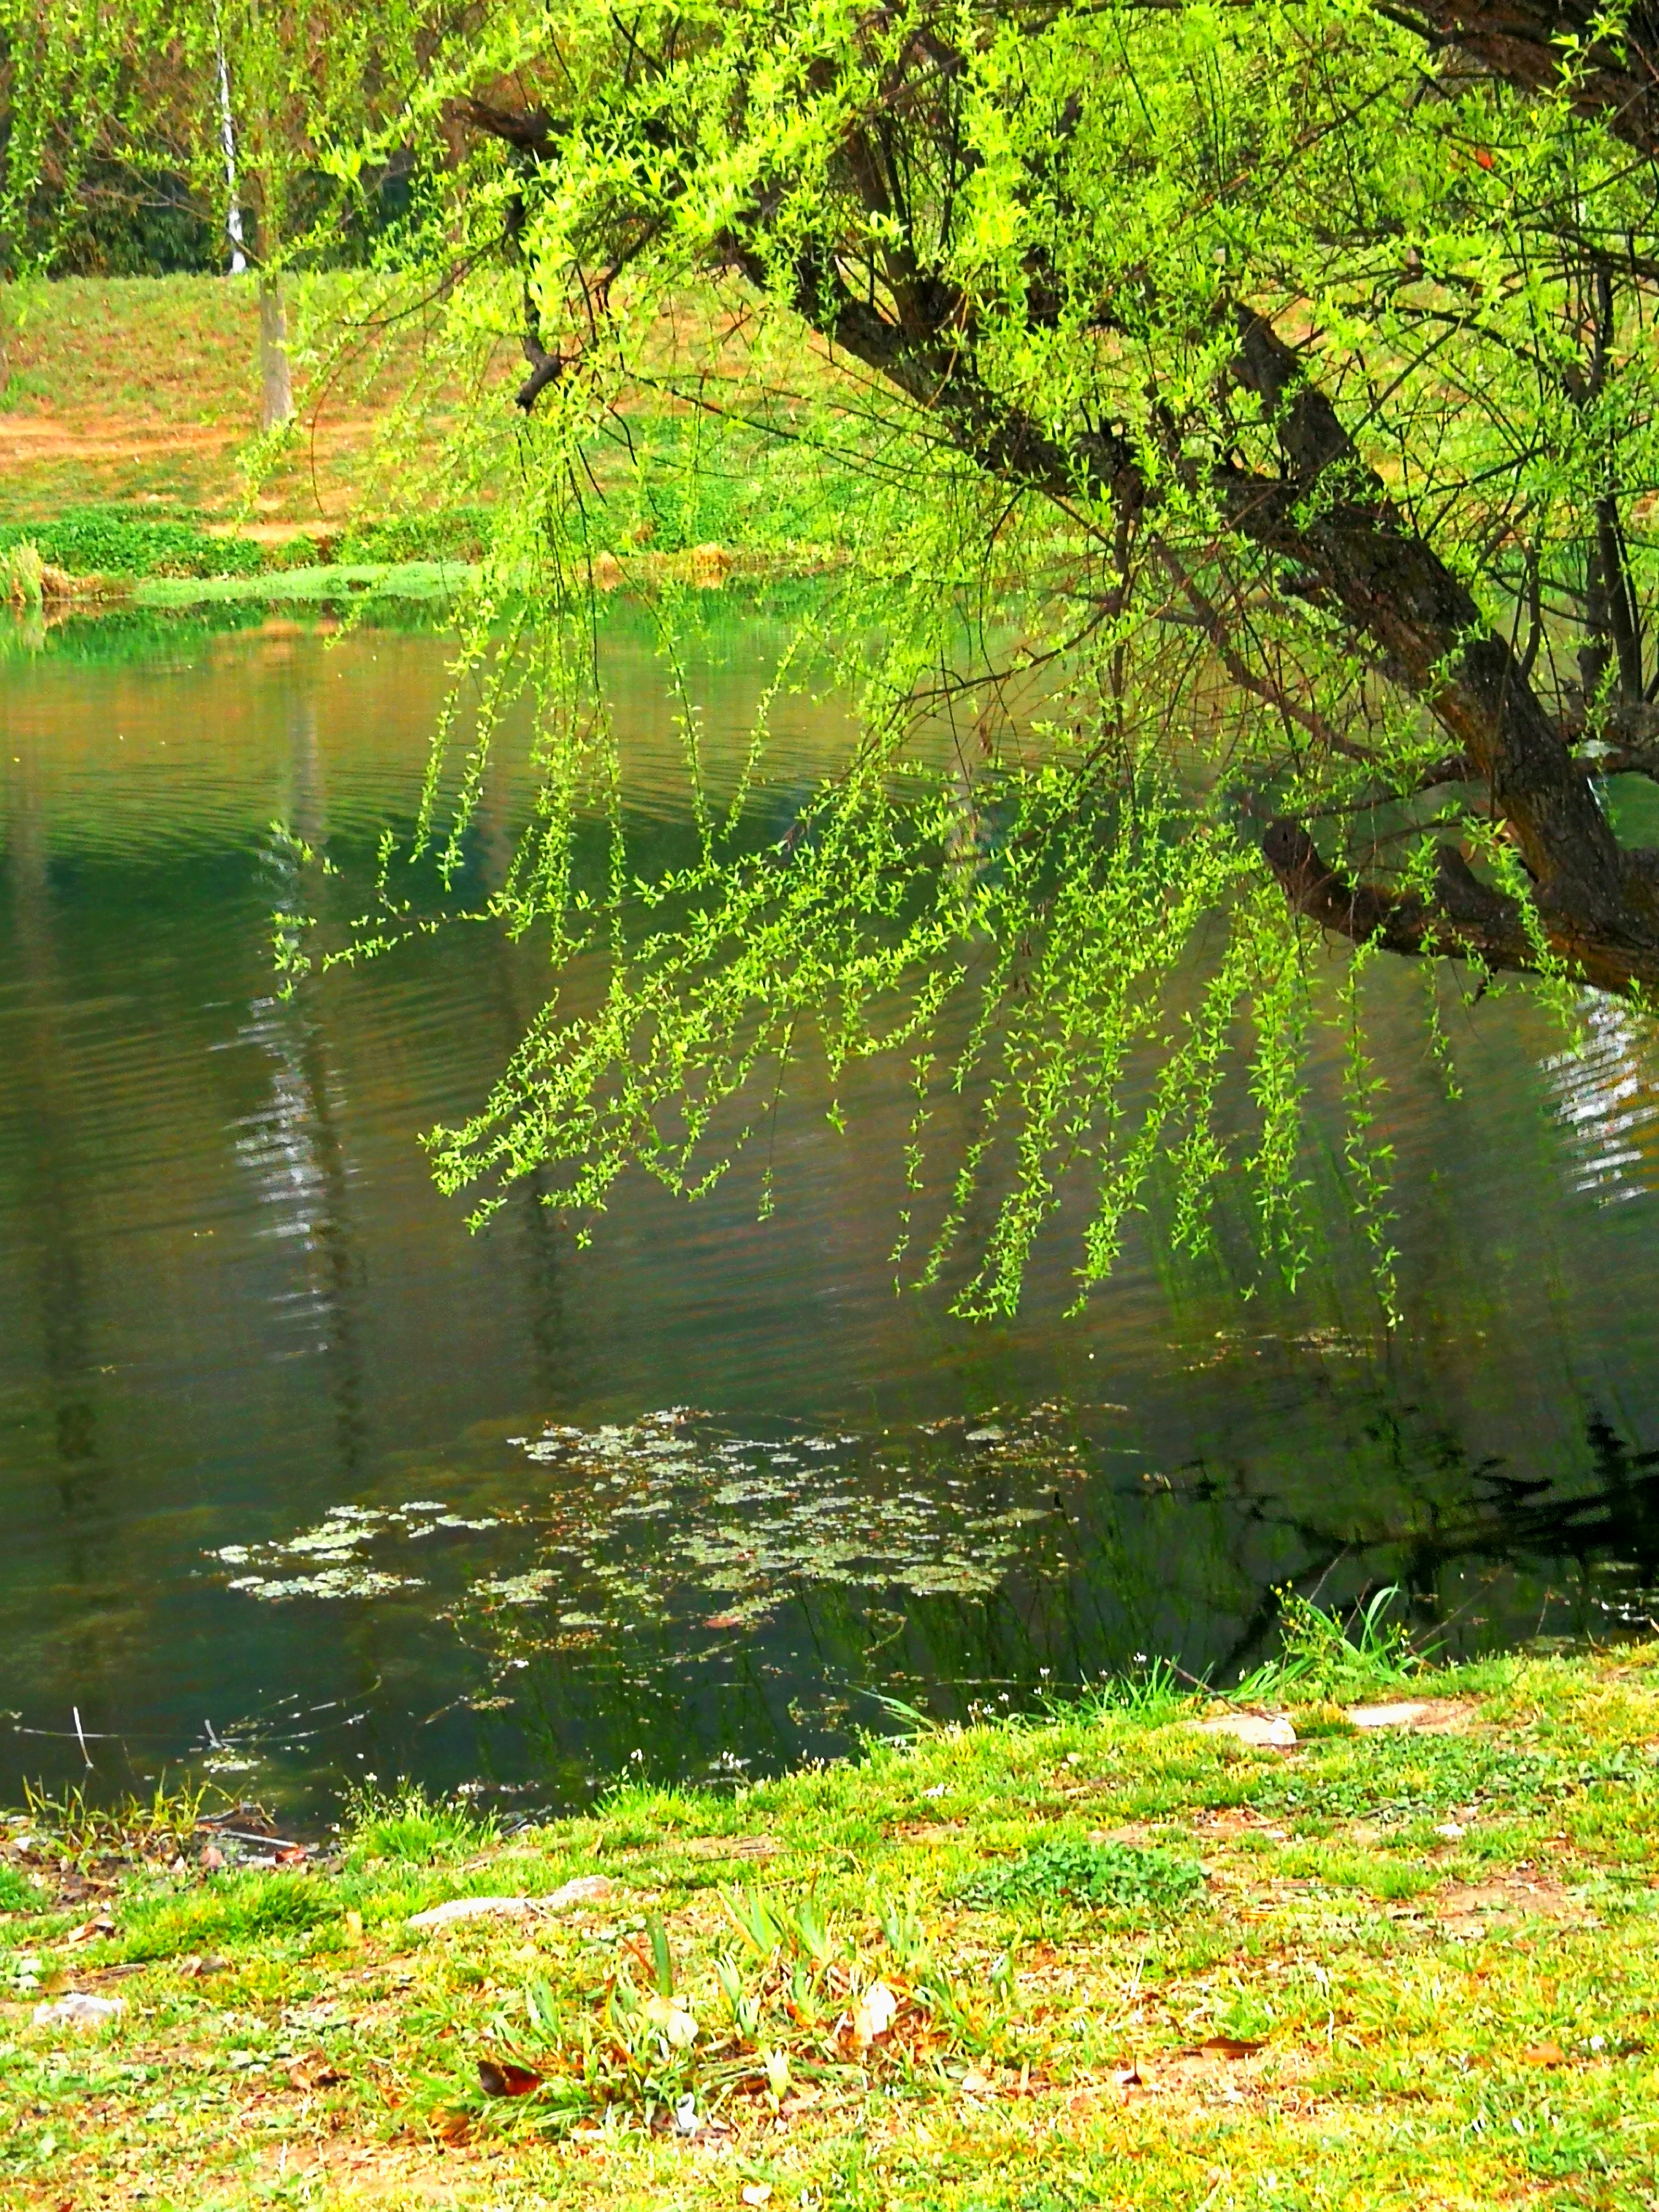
1393;0;1659;157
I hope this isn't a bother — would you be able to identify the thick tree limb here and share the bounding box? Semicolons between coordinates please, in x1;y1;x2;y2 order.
1225;313;1647;937
452;25;1659;993
516;333;564;411
794;268;1659;975
1262;818;1539;967
451;96;558;157
1386;0;1659;157
1260;819;1659;990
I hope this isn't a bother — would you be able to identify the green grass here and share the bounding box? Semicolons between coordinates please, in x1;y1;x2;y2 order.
0;273;437;521
0;504;495;586
959;1835;1206;1913
0;272;895;658
0;1865;39;1914
0;506;270;578
130;558;479;607
5;1645;1659;2207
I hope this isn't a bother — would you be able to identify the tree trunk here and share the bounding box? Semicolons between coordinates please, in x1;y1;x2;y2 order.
259;274;293;431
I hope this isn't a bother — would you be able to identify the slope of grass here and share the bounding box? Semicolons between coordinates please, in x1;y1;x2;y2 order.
0;273;445;523
4;1636;1659;2209
0;275;901;578
0;505;497;581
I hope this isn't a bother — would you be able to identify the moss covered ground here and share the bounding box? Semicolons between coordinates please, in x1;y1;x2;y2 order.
3;1634;1659;2209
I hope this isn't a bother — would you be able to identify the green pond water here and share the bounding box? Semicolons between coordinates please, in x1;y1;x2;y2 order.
2;603;1658;1820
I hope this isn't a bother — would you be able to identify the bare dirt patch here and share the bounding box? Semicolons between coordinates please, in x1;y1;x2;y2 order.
254;2133;496;2204
1085;1823;1157;1847
0;418;241;462
1347;1699;1477;1734
677;1835;782;1862
1182;1808;1290;1842
1434;1867;1598;1933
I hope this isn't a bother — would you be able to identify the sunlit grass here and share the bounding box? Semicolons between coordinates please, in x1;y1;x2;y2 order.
3;1641;1659;2206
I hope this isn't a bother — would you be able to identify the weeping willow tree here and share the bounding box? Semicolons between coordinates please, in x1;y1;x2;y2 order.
30;0;1659;1309
307;0;1659;1316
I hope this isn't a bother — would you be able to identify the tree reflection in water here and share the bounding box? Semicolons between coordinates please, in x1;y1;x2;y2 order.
1543;995;1659;1206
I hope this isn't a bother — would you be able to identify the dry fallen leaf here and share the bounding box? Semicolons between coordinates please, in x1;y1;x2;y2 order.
643;1993;699;2048
286;2051;344;2092
62;1915;116;1947
430;2110;470;2146
1522;2042;1567;2067
960;2068;995;2096
1198;2036;1265;2060
1113;2062;1143;2089
478;2056;542;2097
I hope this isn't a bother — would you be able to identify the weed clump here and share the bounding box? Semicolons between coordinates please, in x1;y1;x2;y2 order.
2;539;45;605
122;1869;341;1959
335;507;493;565
962;1836;1205;1914
341;1779;496;1868
0;1860;41;1912
1275;1585;1425;1700
20;1777;214;1867
443;1887;1013;2139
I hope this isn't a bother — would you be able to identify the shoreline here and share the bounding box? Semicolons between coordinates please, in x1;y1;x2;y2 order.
3;545;846;624
3;1638;1657;2206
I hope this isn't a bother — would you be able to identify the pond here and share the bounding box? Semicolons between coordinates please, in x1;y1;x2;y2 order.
3;602;1658;1820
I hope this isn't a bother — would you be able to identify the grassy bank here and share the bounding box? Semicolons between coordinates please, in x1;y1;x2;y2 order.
0;269;919;633
0;275;436;524
4;1622;1659;2209
0;276;872;588
130;559;478;608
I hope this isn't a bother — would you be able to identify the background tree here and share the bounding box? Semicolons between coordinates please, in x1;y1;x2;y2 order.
0;0;440;420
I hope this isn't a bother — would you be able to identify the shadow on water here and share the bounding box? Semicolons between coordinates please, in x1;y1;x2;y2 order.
1158;1403;1659;1692
1;605;1658;1815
